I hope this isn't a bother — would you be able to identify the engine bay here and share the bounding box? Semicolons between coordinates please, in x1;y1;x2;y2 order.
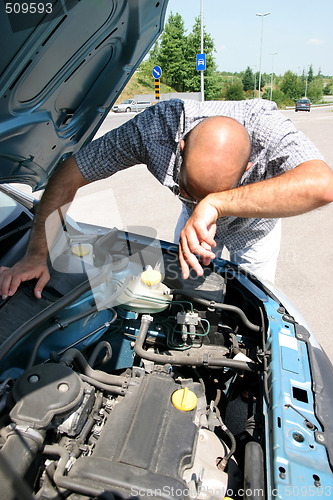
0;226;330;499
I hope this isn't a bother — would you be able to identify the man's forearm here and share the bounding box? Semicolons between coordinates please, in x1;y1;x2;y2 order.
26;156;88;260
208;160;333;219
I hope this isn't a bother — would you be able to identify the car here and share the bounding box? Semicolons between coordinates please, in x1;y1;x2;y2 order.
0;2;333;499
112;99;152;113
295;98;311;112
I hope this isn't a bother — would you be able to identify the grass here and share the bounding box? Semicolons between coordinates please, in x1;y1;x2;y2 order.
115;71;176;103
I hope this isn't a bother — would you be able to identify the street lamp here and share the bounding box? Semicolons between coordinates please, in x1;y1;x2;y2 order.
256;12;270;98
305;75;308;97
269;51;278;100
200;0;204;101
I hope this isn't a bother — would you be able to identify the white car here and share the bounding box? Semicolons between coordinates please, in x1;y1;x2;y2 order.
112;99;152;113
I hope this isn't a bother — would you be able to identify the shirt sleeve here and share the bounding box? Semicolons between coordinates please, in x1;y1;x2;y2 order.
74;99;184;183
74;113;149;182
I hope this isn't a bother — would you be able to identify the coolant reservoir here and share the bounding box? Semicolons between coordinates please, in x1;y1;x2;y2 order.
117;268;172;313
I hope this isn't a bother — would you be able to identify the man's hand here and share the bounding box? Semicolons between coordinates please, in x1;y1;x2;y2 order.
0;256;50;300
0;156;88;300
179;197;219;279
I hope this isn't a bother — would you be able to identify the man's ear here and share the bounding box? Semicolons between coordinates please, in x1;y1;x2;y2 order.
245;161;253;171
180;139;185;152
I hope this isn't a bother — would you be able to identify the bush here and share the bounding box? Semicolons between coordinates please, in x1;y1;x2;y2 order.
261;89;291;108
225;82;245;101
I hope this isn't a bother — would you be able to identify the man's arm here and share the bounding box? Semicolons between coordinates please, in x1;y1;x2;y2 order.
179;160;333;278
0;156;88;299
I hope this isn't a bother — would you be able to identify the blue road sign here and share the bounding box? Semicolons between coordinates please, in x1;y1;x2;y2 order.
152;65;162;79
196;54;206;71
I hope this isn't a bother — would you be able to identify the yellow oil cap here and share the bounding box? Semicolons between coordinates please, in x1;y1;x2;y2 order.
172;387;197;411
71;244;91;257
141;269;162;286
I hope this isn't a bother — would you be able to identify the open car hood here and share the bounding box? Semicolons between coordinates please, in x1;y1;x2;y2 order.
0;0;168;190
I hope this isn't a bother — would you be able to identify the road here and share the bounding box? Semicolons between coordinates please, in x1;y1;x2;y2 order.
276;106;333;360
16;105;333;360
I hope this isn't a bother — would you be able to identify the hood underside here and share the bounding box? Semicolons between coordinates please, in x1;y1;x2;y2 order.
0;0;168;190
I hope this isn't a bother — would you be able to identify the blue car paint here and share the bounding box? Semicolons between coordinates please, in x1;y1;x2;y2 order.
232;269;332;498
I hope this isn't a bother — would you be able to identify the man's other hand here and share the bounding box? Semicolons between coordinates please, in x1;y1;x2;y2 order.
0;257;50;300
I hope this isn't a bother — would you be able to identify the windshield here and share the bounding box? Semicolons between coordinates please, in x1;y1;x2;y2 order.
0;191;19;227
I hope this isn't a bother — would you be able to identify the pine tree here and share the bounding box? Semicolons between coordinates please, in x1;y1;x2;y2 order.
242;67;254;92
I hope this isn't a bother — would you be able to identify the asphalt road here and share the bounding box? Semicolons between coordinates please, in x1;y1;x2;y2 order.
15;104;333;360
276;106;333;361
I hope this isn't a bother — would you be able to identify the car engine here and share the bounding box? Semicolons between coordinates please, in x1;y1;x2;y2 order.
0;228;267;500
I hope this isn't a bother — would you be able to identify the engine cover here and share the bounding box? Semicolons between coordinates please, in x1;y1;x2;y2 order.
69;372;202;498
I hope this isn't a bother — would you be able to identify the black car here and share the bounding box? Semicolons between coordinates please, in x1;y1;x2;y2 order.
295;98;311;112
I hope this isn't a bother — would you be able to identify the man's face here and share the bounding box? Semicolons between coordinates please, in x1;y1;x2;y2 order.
178;163;199;203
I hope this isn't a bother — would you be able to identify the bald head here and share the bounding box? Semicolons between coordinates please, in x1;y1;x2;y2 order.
179;116;251;201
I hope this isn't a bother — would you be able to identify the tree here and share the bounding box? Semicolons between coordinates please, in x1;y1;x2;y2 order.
308;64;314;84
242;67;254;92
157;13;187;91
323;78;333;95
262;89;288;107
280;71;304;102
137;41;160;86
225;81;244;100
307;79;323;103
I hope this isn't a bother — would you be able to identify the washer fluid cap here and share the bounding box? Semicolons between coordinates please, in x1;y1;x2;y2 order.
72;244;91;257
172;387;197;411
141;269;162;286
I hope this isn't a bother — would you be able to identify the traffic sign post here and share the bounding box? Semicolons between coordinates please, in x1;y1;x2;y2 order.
152;65;162;100
154;79;160;100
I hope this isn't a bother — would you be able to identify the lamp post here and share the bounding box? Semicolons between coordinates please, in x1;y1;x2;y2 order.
256;12;270;98
269;51;278;100
200;0;204;101
305;66;309;98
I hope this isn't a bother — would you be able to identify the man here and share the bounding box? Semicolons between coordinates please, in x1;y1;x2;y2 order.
1;98;333;299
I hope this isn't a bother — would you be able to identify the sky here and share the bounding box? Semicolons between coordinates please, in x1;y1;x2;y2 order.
164;0;333;76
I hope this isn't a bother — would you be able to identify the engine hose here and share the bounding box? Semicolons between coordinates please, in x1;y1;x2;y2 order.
88;341;113;368
76;392;104;448
43;445;115;498
43;445;123;498
26;304;100;369
0;452;35;500
60;348;128;387
0;426;45;500
134;315;260;372
79;374;126;395
171;289;261;332
215;407;237;471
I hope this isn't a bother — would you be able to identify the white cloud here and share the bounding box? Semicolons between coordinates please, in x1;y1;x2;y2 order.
307;38;324;45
